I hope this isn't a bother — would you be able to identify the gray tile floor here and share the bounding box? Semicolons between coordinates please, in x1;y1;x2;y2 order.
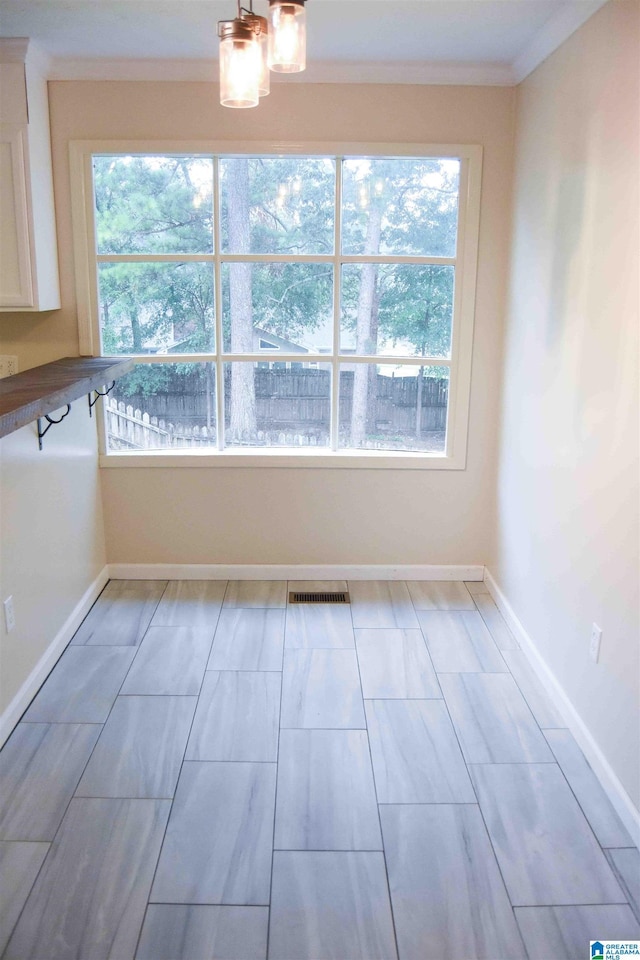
1;578;638;960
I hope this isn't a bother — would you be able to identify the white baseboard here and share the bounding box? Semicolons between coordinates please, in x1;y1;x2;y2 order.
484;567;640;849
0;566;110;749
107;563;485;581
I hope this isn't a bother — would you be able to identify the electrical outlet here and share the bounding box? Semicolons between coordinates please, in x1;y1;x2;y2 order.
3;596;16;633
0;356;18;378
590;623;602;663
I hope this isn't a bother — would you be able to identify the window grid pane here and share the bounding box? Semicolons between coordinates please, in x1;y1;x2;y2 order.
220;156;336;256
341;157;460;258
338;364;449;453
106;363;217;452
93;156;214;255
340;263;454;359
91;152;464;455
221;262;334;354
97;262;215;357
224;361;331;449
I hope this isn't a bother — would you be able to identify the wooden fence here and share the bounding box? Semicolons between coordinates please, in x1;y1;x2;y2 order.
106;368;448;450
106;400;216;450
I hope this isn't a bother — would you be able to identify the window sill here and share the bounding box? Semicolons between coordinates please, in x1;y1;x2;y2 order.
98;448;466;470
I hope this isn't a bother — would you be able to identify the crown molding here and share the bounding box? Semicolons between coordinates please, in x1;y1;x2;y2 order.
0;37;52;75
34;1;609;88
48;56;516;85
0;37;30;63
48;57;217;82
512;0;608;83
275;60;517;86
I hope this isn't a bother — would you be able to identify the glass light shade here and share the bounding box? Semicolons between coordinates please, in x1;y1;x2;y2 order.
268;0;306;73
219;26;260;108
242;13;270;97
257;28;270;96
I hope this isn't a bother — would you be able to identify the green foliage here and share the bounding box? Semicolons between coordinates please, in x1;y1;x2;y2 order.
220;156;335;255
95;154;458;359
340;157;459;357
94;155;213;255
95;153;458;410
115;363;175;398
220;157;335;351
94;157;215;357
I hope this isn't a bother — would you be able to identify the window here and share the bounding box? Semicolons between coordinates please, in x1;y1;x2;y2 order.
71;142;481;466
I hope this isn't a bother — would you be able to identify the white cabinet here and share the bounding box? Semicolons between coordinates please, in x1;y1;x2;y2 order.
0;39;60;311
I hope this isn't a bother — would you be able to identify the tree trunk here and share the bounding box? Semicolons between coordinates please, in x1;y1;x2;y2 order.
350;198;383;447
366;288;381;435
227;158;257;440
416;281;433;439
129;301;143;353
415;366;424;439
205;361;214;432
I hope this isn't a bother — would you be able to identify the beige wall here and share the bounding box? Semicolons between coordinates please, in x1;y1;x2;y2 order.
13;80;512;564
0;6;637;816
0;405;107;718
492;1;639;808
0;80;513;730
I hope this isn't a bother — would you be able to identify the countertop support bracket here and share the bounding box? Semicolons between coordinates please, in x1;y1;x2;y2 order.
37;404;71;450
88;381;116;416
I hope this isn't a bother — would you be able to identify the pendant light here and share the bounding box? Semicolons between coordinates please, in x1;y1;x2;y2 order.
218;0;306;107
218;16;261;108
268;0;306;73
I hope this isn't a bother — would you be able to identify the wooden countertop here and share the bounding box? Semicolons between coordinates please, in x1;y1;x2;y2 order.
0;356;134;439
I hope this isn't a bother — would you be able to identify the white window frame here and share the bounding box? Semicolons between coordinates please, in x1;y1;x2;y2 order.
70;139;482;470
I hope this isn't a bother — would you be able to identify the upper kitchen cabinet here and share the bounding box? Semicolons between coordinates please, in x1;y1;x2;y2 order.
0;38;60;311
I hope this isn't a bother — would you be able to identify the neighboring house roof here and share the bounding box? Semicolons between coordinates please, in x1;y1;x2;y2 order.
253;327;310;354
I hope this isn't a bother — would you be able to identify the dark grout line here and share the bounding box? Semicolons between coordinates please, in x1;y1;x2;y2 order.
435;670;522;675
465;760;559;765
265;595;288;960
205;666;284;675
223;603;287;611
351;607;401;960
180;759;278;765
202;668;283;674
377;800;480;806
0;840;53;954
115;692;202;697
352;625;423;630
541;742;637;877
284;646;355;651
604;850;640;924
278;726;367;731
130;593;221;959
510;900;630;908
65;794;177;801
360;696;443;701
125;581;228;957
65;643;143;648
19;720;105;725
272;847;385;853
147;899;270;907
425;657;527;927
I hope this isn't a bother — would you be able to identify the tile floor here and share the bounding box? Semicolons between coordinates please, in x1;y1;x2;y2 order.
1;578;639;959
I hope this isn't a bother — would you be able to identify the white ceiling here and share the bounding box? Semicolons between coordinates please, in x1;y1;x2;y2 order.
0;0;607;84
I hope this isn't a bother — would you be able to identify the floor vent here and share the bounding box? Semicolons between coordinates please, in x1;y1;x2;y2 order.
289;591;350;604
